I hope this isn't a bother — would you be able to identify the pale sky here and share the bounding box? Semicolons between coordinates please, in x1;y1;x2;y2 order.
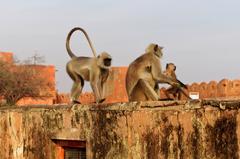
1;0;240;93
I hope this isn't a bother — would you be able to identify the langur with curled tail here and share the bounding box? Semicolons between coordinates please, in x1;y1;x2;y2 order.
66;27;112;104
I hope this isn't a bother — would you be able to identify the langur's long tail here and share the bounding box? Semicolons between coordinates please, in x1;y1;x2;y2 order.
66;27;97;58
177;79;192;99
177;79;188;89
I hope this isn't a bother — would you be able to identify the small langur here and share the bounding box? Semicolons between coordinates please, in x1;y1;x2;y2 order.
126;43;182;102
66;27;112;104
163;63;191;100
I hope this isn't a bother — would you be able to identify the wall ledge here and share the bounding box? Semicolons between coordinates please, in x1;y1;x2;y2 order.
1;99;240;112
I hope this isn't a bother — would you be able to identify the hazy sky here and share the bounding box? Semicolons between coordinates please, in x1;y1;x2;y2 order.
1;0;240;92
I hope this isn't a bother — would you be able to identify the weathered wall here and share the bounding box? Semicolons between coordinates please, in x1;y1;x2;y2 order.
0;52;56;105
0;52;14;63
187;79;240;99
1;100;240;159
2;51;240;104
56;67;240;104
16;65;56;106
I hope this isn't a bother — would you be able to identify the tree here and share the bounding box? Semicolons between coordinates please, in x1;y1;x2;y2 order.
0;60;50;106
23;52;45;65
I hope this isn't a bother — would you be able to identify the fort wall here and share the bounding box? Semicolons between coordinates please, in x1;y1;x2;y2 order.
1;52;240;105
0;52;56;105
56;67;240;104
0;100;240;158
0;52;14;63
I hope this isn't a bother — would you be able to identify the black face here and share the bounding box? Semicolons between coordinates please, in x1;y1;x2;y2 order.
104;58;112;67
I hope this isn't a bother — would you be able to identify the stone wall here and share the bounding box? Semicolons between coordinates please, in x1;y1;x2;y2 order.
1;100;240;159
187;79;240;99
2;52;240;104
16;65;56;106
0;52;14;63
56;66;240;104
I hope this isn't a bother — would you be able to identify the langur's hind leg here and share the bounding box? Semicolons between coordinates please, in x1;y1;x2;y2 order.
70;75;84;104
138;79;160;101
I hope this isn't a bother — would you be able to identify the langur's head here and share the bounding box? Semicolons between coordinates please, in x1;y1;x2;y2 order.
97;52;112;69
166;63;176;71
145;43;163;58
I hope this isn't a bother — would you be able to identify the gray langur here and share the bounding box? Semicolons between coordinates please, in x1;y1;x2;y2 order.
126;43;182;101
66;27;112;104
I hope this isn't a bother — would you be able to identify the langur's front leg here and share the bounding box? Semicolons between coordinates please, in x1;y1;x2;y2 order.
90;80;105;104
138;79;160;101
97;80;106;103
156;74;181;88
99;70;109;102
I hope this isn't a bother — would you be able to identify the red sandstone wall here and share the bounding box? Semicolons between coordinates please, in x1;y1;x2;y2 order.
17;65;56;106
17;97;55;106
187;79;240;99
161;79;240;100
0;52;13;63
1;101;240;159
104;67;128;103
56;66;240;104
26;65;56;97
56;92;95;104
13;64;240;104
2;52;240;104
0;52;56;105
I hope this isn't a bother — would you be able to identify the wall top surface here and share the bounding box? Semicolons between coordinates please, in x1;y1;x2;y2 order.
1;99;240;112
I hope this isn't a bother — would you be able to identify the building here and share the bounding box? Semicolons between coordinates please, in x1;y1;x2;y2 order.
0;51;14;63
0;52;56;105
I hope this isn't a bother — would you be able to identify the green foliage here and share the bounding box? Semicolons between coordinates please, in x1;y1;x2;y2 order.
0;60;49;106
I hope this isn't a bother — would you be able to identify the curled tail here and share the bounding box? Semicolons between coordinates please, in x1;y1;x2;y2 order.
66;27;97;58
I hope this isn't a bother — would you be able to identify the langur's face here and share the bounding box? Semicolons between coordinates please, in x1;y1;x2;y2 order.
104;58;111;67
97;52;112;69
166;63;176;71
155;46;163;58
